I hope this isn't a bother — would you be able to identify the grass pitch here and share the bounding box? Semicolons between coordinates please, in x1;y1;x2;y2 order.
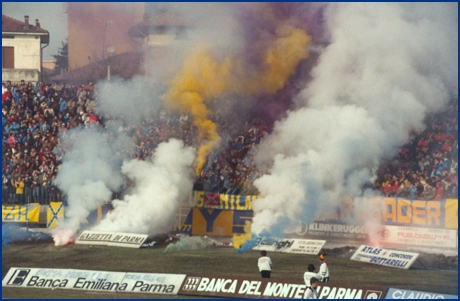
2;242;458;299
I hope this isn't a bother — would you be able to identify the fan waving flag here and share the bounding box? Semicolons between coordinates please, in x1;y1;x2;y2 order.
204;192;220;206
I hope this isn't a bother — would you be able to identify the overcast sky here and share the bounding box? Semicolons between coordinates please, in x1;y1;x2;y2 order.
2;2;68;60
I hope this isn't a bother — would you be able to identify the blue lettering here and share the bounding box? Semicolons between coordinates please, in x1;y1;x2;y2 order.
232;211;253;233
199;209;221;232
3;206;16;221
18;205;30;221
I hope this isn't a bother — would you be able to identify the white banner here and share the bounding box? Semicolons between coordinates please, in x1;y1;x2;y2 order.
122;272;186;294
179;275;386;299
378;225;457;248
75;231;148;248
350;245;419;269
252;237;326;255
2;268;126;291
2;267;186;295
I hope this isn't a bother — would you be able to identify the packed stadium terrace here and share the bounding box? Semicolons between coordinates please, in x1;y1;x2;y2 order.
1;80;458;205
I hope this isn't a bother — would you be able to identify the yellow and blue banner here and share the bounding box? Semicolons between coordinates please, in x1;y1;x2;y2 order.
2;204;40;222
47;202;65;228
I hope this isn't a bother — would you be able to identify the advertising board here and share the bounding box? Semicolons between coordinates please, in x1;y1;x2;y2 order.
350;245;419;269
118;272;186;294
178;274;387;299
251;237;326;255
75;231;148;248
2;267;186;295
295;222;369;241
386;288;458;299
377;225;457;248
2;268;126;292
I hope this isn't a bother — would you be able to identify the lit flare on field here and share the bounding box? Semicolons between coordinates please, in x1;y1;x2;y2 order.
53;229;76;246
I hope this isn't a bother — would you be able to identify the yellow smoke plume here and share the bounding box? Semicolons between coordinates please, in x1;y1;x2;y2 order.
257;26;310;93
165;49;233;175
164;17;311;176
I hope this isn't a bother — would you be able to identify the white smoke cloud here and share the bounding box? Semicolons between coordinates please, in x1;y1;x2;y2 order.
251;3;458;235
92;139;196;235
52;3;241;243
95;75;163;126
54;128;133;238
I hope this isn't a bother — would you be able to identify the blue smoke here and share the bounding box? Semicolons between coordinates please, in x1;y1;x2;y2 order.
2;224;52;246
236;234;258;254
237;230;283;254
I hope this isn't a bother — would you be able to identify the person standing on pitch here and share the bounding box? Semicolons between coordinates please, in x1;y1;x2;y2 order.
258;250;272;278
304;264;322;286
319;253;330;282
305;277;319;299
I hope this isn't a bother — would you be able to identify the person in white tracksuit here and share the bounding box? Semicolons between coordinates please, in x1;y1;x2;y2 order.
258;250;272;278
304;264;323;286
319;253;330;282
305;277;319;299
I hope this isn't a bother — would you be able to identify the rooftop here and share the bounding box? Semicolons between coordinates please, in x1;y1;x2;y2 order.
2;14;49;34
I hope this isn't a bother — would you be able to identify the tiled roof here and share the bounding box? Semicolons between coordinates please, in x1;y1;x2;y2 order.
2;14;49;34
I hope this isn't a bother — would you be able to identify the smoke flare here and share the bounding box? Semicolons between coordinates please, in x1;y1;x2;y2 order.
249;2;457;238
91;139;196;235
164;12;311;175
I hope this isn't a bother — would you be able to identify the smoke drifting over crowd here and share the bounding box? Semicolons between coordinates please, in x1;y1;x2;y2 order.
250;3;458;237
164;3;311;175
52;3;457;247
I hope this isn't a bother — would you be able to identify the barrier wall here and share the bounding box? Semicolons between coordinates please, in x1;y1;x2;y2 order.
172;193;458;248
178;274;387;299
4;267;456;299
1;203;112;228
385;288;458;299
3;194;456;249
2;267;185;295
182;193;458;229
3;195;456;231
0;267;388;298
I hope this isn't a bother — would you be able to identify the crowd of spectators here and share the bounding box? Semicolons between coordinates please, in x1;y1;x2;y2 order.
2;78;458;206
373;95;458;199
2;79;96;205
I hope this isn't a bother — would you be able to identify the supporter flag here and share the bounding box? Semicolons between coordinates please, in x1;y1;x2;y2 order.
47;202;64;228
204;192;220;206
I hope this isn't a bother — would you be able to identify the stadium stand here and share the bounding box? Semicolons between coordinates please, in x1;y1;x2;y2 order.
2;80;457;205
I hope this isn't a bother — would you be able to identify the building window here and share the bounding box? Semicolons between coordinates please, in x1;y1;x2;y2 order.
2;47;14;69
106;45;115;54
106;20;115;27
